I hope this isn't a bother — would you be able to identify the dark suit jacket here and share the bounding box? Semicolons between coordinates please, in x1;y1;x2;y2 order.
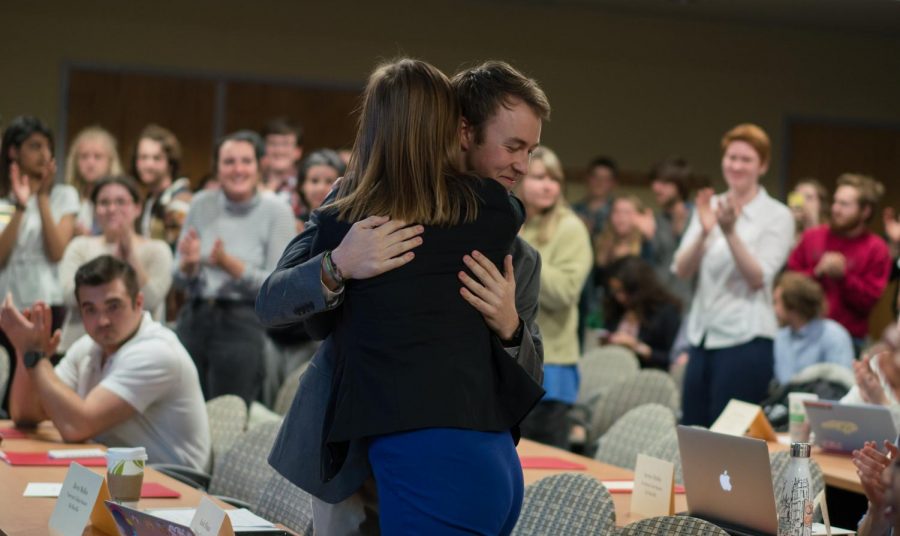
256;190;544;504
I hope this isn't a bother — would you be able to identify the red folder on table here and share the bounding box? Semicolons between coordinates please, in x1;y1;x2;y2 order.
0;427;28;439
140;482;181;498
519;456;587;470
0;451;106;466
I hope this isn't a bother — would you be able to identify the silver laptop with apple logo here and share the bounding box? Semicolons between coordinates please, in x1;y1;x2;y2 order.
676;425;779;536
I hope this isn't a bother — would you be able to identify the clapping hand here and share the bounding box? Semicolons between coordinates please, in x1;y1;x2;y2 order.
715;194;741;235
177;227;201;276
853;440;899;509
9;162;31;206
695;188;717;235
814;252;847;278
0;295;60;357
855;349;889;405
884;208;900;247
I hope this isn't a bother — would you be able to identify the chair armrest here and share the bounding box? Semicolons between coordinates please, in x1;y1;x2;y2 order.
212;495;254;510
150;463;211;490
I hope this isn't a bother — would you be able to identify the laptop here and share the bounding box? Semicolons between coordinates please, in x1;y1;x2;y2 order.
677;426;779;536
105;502;290;536
804;399;897;453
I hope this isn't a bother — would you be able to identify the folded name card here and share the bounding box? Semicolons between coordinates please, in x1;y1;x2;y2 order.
48;462;116;536
711;399;777;441
630;454;676;519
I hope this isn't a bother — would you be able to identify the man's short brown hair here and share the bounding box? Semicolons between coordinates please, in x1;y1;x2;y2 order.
451;61;551;144
778;272;826;322
261;117;304;146
837;172;884;222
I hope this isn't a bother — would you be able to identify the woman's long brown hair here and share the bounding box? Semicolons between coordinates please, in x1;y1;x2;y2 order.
331;58;479;226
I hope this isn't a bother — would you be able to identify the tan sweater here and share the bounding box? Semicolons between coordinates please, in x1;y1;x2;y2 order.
519;206;592;366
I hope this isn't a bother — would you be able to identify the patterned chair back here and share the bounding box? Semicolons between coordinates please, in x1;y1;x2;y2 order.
594;403;677;470
511;473;615;536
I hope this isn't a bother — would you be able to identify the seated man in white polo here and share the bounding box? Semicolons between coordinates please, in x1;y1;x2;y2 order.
5;255;210;471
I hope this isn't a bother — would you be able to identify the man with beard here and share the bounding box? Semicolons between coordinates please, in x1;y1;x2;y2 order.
788;173;891;352
130;124;192;249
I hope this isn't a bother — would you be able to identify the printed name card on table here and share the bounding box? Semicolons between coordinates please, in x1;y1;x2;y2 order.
630;453;675;519
711;399;777;441
191;496;235;536
48;462;117;536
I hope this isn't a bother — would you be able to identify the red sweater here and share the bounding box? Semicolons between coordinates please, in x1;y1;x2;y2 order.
787;224;891;338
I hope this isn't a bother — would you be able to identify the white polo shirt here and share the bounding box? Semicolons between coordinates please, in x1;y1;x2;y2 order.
54;313;211;471
674;187;794;349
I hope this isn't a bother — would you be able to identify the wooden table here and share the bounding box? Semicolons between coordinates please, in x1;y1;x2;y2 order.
517;438;688;526
767;436;862;494
0;421;211;536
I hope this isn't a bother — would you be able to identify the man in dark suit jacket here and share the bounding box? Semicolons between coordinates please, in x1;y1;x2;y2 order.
256;60;550;535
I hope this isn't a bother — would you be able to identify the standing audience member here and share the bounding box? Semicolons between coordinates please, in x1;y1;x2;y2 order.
63;126;123;235
58;176;172;350
603;256;681;370
0;116;79;409
517;146;592;448
594;195;654;276
649;157;696;307
174;130;294;405
674;123;794;427
131;124;192;249
572;156;617;239
789;178;829;242
296;148;345;231
788;173;891;353
772;272;854;385
260;117;304;217
4;255;210;470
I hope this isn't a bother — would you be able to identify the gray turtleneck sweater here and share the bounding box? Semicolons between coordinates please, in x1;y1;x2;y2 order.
173;189;295;301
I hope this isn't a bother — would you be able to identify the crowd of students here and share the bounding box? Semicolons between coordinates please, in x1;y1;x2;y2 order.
0;58;898;534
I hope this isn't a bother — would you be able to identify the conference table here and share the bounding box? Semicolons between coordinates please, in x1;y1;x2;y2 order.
0;420;219;536
1;420;862;534
517;438;689;526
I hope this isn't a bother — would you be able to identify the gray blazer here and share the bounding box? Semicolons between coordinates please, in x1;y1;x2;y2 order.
256;203;544;504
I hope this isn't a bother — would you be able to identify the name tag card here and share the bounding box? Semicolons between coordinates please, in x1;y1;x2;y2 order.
48;462;116;536
191;496;235;536
630;454;675;518
711;399;777;441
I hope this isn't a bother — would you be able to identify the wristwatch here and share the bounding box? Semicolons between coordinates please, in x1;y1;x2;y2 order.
23;350;46;369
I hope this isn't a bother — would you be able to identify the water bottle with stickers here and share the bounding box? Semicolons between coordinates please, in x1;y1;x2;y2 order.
776;443;813;536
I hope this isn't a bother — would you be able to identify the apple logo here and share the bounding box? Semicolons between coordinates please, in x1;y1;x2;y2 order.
719;470;733;492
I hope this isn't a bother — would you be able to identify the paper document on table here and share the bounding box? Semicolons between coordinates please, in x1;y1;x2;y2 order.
23;483;63;497
148;507;277;530
812;523;854;535
47;448;107;459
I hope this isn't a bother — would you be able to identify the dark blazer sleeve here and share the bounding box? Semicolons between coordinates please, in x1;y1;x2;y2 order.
508;237;544;385
255;190;340;337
